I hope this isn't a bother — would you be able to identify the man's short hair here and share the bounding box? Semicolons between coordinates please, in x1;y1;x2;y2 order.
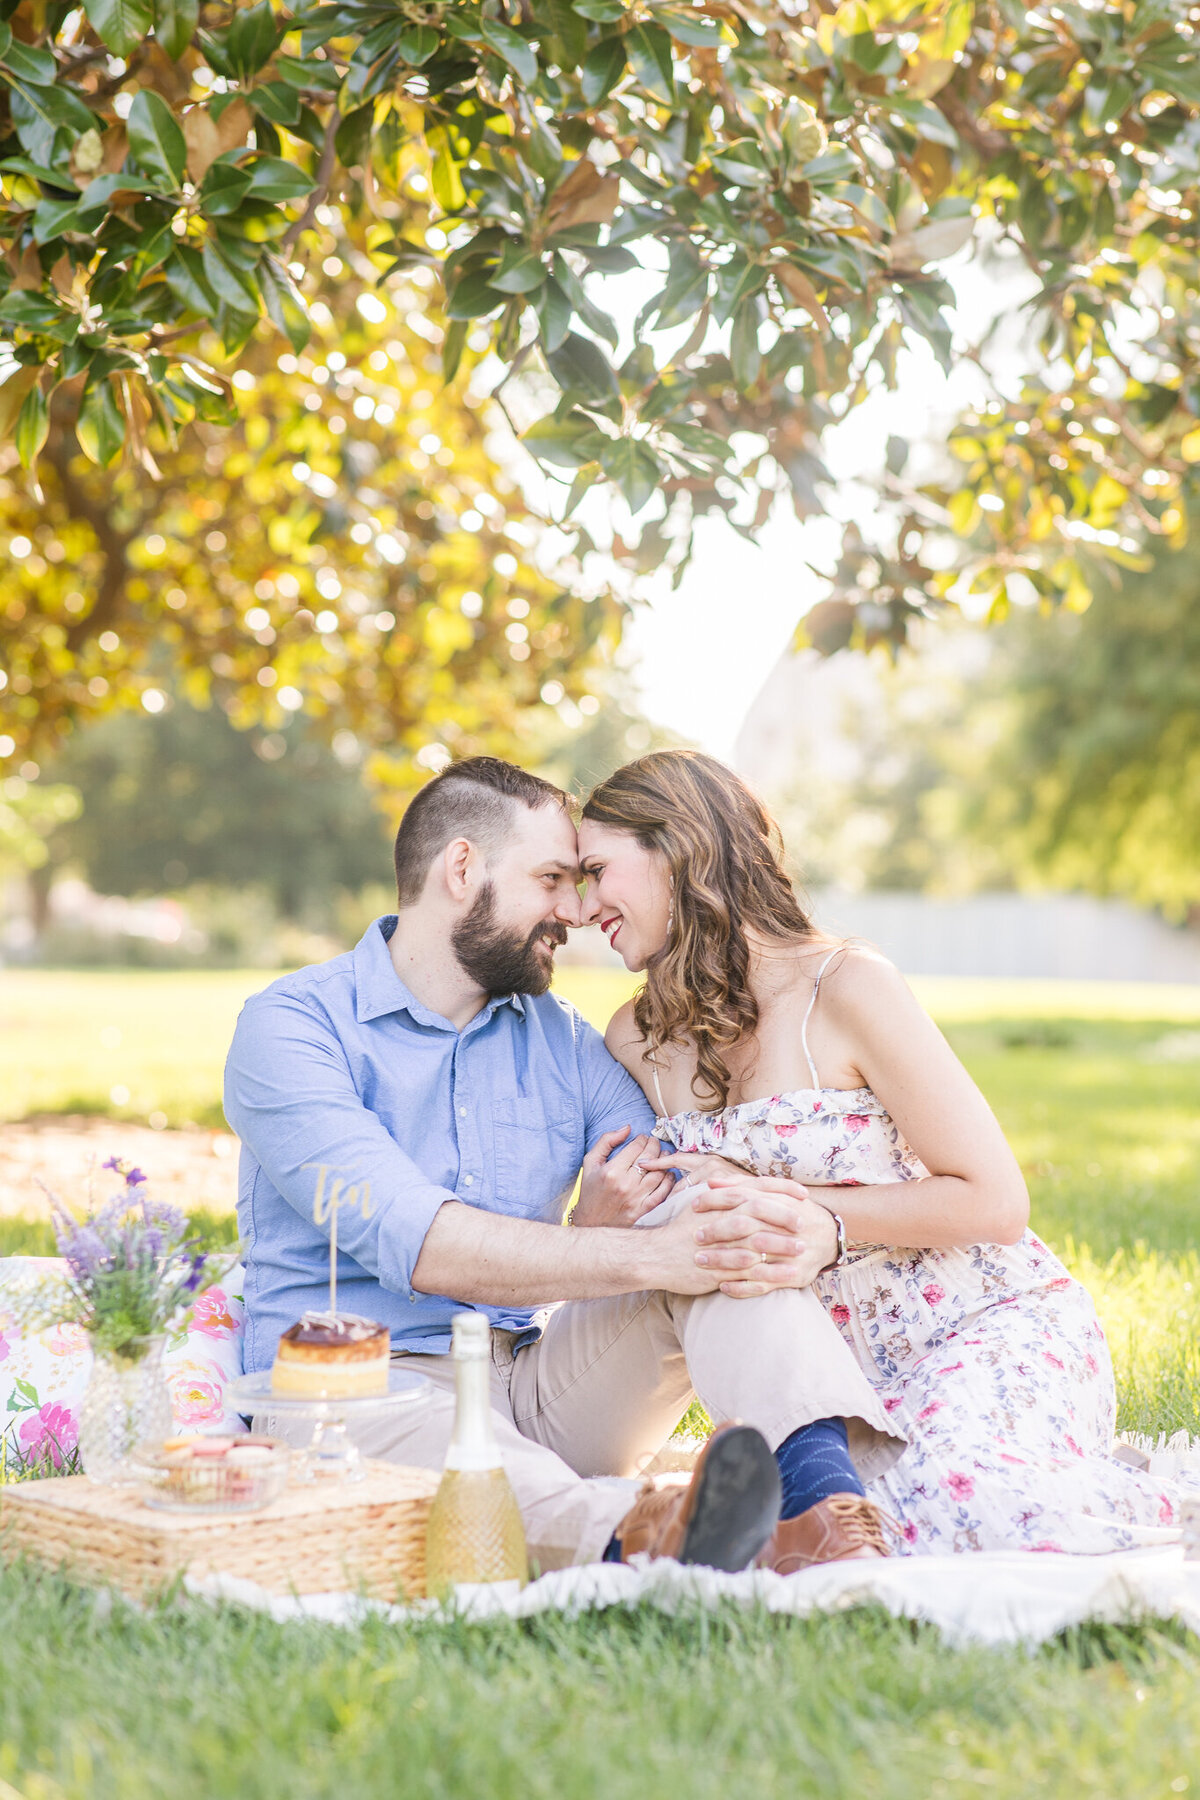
393;757;573;906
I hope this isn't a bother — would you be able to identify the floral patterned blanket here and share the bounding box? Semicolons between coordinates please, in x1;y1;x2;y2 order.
0;1256;246;1472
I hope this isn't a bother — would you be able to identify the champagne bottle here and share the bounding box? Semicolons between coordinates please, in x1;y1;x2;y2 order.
424;1312;528;1601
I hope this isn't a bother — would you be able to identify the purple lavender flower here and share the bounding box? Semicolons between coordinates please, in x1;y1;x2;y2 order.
124;1166;147;1189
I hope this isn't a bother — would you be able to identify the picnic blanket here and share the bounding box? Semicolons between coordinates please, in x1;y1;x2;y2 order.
185;1546;1200;1648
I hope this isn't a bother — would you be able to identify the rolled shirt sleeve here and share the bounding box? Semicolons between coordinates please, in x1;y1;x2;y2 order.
224;990;452;1301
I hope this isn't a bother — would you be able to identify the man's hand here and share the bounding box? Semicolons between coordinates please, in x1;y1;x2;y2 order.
691;1177;839;1298
574;1126;675;1228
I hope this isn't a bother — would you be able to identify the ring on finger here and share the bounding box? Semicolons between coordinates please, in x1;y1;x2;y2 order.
759;1251;768;1265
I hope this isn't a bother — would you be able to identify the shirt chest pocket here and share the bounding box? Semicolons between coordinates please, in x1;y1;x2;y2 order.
490;1096;582;1219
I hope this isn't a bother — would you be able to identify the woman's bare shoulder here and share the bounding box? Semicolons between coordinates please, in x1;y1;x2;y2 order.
817;941;926;1027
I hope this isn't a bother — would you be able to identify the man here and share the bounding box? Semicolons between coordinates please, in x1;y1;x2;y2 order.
224;758;902;1574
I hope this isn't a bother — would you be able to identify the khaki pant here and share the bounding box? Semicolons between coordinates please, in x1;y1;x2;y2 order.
318;1279;904;1573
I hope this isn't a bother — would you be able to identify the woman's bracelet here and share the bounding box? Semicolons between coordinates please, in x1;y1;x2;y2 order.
822;1211;848;1271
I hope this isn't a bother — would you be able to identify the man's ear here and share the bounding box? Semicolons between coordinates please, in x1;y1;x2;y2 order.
441;835;476;901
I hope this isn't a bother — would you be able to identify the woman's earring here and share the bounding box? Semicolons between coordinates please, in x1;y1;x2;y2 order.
666;873;675;937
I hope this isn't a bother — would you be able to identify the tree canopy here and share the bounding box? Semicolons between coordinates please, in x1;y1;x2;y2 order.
2;0;1200;683
0;206;623;768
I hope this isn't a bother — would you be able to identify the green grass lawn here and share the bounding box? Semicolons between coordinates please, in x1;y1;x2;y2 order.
2;967;1200;1796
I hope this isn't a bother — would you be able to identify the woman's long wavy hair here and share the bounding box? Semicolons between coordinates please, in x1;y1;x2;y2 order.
582;750;816;1110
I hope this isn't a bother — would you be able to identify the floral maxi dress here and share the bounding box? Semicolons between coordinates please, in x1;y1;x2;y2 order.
655;1064;1185;1556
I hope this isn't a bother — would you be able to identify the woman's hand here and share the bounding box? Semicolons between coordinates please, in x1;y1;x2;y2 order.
574;1127;675;1228
691;1176;839;1297
635;1148;748;1189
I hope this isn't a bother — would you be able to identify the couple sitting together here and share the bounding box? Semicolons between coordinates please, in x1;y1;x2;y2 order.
224;751;1183;1575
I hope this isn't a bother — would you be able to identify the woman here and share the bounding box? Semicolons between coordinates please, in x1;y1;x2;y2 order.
578;749;1183;1554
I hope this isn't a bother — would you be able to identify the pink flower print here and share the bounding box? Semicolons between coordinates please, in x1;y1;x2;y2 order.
45;1322;88;1357
191;1288;237;1339
1065;1436;1084;1458
1159;1496;1175;1525
1042;1352;1065;1371
19;1402;78;1468
917;1401;945;1421
921;1283;946;1306
884;1396;903;1412
943;1471;975;1501
775;1124;798;1138
1085;1353;1099;1375
1047;1277;1072;1292
902;1520;919;1544
0;1330;10;1365
1030;1541;1064;1553
934;1362;964;1377
999;1454;1029;1466
845;1114;871;1134
830;1303;851;1326
169;1368;226;1427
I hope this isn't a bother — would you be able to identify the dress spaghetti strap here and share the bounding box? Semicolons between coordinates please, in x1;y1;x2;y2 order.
649;1059;669;1119
800;947;842;1089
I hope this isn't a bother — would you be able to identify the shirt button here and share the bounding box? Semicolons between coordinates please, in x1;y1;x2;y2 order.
459;1107;467;1118
463;1174;474;1186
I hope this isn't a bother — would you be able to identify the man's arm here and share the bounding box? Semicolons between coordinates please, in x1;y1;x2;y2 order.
411;1197;722;1303
223;990;455;1300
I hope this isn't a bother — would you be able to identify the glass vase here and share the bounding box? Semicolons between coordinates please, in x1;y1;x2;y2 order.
78;1335;173;1485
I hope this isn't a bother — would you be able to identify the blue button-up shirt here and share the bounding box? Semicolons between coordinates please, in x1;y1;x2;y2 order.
223;916;658;1371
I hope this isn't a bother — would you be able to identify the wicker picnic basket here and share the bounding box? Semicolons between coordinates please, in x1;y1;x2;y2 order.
0;1460;438;1600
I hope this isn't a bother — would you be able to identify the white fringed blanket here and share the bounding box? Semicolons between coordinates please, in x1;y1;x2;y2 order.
185;1546;1200;1649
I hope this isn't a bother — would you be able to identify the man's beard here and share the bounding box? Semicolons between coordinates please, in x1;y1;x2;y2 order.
451;881;567;997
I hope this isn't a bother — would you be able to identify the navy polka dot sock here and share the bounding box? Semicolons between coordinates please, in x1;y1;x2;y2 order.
775;1417;865;1519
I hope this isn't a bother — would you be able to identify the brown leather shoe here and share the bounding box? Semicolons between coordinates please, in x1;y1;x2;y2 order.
614;1424;782;1572
757;1494;890;1575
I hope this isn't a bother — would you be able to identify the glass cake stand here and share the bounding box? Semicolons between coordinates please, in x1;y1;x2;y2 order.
226;1368;433;1484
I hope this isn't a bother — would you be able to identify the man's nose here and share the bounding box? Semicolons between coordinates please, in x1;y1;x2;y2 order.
554;885;584;927
578;883;601;926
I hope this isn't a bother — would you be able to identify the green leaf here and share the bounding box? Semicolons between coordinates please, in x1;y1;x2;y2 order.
711;140;770;189
0;289;65;330
76;374;125;466
581;35;626;104
32;195;79;243
664;422;731;463
73;173;126;230
563;460;602;515
534;275;572;352
398;24;440;65
155;0;198;60
164;245;217;314
14;383;48;467
201;238;261;311
445;269;507;319
573;0;625;19
244;155;316;203
521;410;603;468
198;158;254;216
249;81;301;127
226;0;279;79
547;331;619;405
479;18;538;86
127;89;187;191
0;26;11;60
625;23;674;104
442;318;469;381
0;39;55;84
729;300;762;388
491;241;547;295
655;7;725;47
83;0;154;58
599;436;662;512
6;77;95;159
523;118;563;185
259;256;310;353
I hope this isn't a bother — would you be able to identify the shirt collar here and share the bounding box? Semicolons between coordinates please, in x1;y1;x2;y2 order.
353;917;526;1028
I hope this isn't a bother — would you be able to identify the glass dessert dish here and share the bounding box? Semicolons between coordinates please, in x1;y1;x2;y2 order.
133;1434;291;1513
